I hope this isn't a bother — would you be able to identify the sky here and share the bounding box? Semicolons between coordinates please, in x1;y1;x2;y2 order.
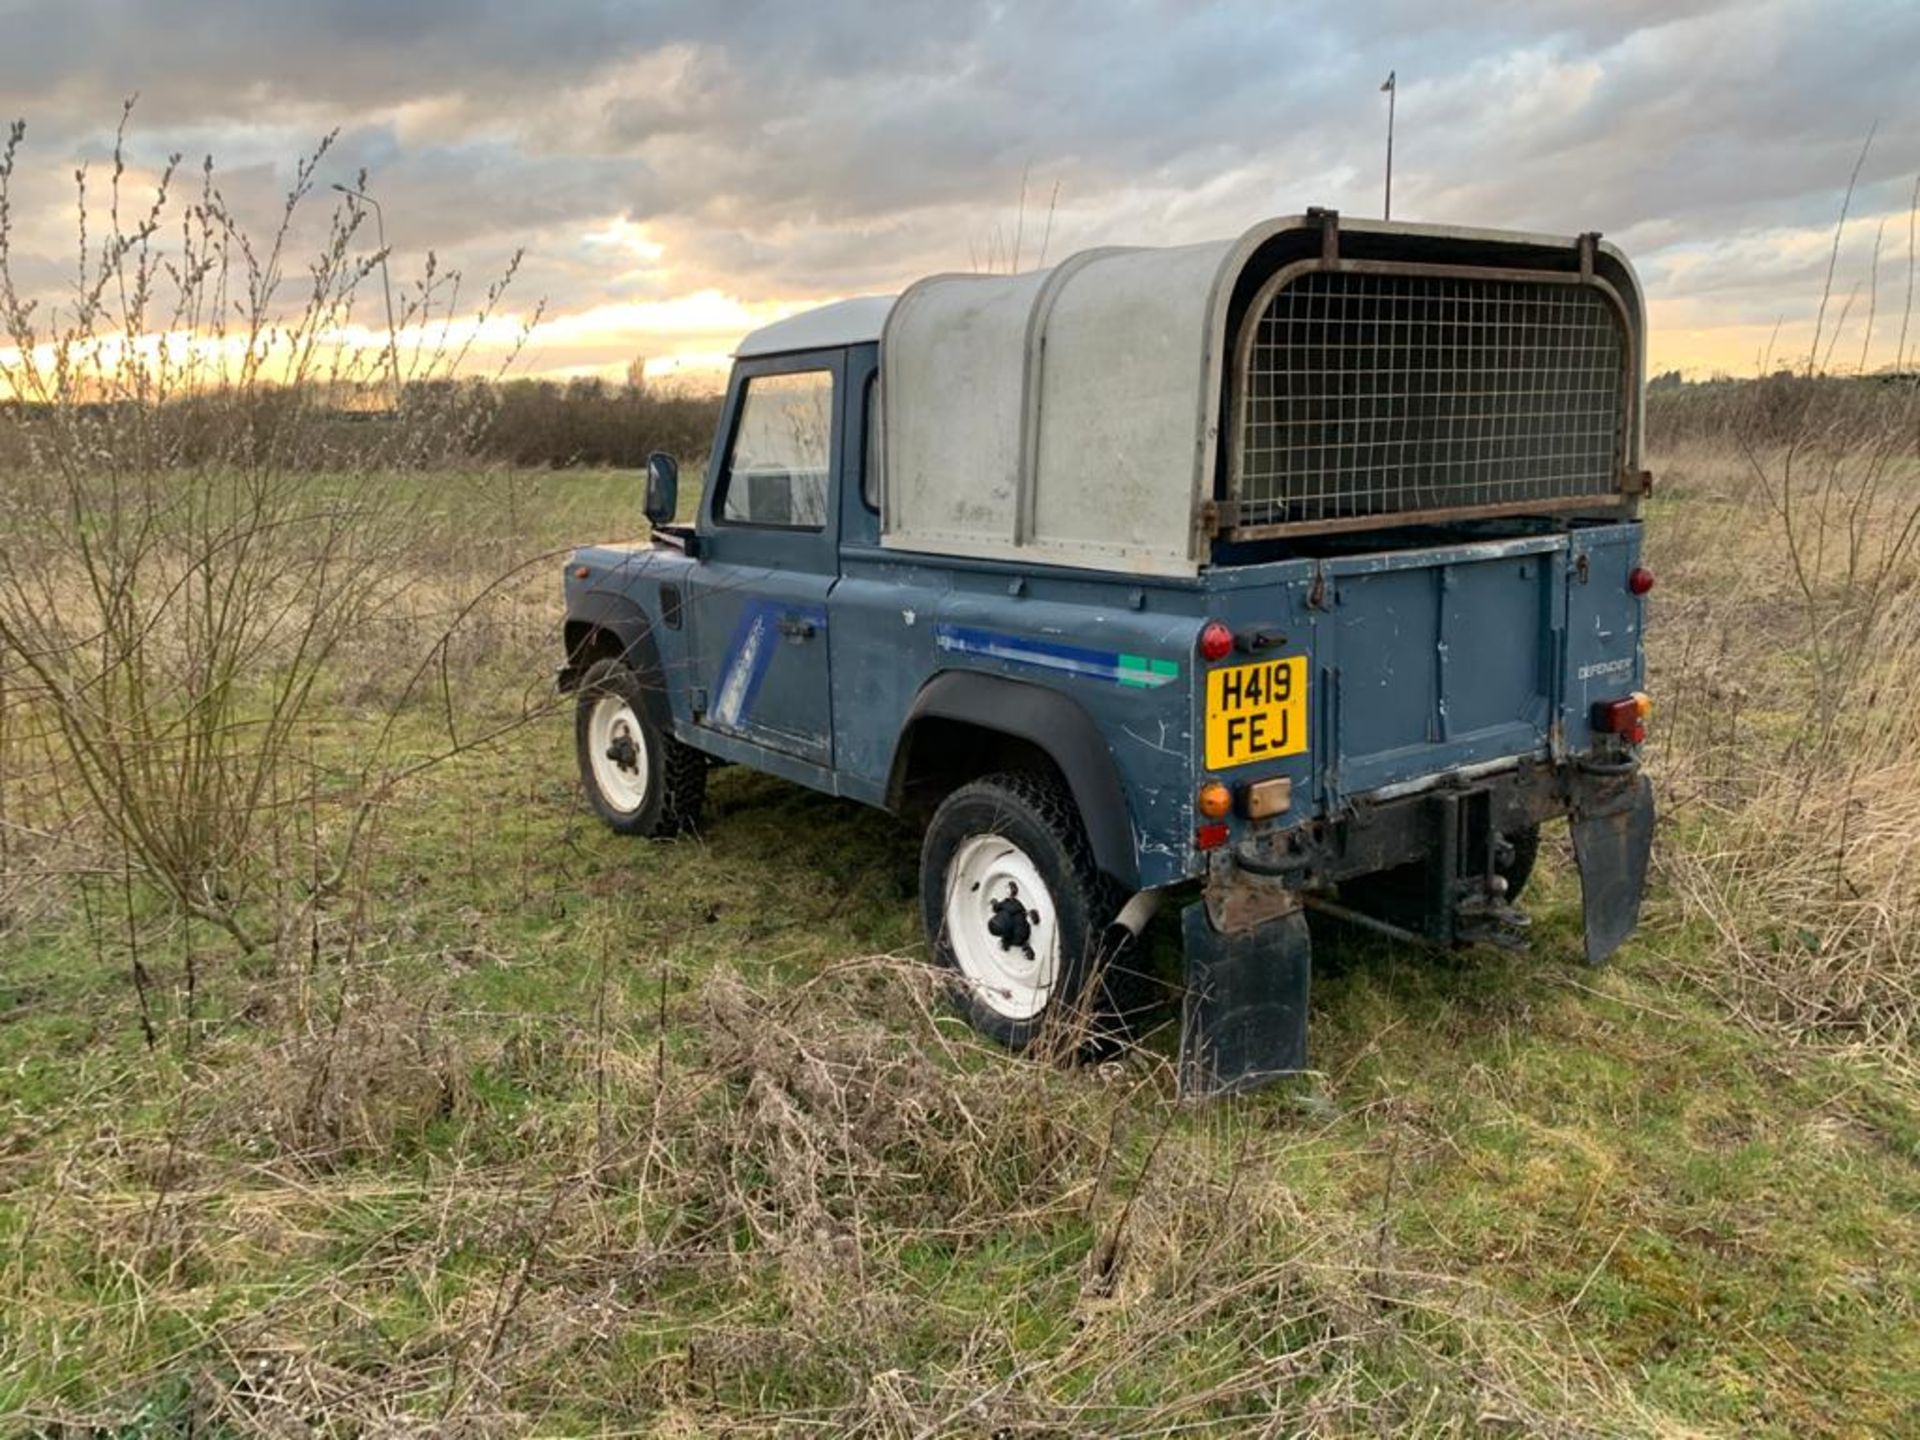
1;0;1917;386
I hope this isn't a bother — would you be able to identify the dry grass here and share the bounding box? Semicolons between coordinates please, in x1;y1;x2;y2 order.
8;946;1694;1437
1636;155;1920;1070
3;437;1917;1436
1646;424;1920;1070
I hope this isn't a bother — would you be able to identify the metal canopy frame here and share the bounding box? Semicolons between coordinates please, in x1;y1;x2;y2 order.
1217;228;1641;544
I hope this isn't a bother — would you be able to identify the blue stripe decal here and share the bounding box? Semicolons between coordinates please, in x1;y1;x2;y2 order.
934;624;1179;688
711;599;827;731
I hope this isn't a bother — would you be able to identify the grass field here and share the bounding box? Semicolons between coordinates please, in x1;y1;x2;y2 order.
2;442;1918;1437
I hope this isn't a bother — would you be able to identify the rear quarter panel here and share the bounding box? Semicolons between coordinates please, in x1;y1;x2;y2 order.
832;549;1207;887
1561;523;1648;748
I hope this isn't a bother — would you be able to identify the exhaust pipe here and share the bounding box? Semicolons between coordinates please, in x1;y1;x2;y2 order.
1102;888;1164;953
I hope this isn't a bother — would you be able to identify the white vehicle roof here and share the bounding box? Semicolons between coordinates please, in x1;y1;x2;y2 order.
735;295;895;357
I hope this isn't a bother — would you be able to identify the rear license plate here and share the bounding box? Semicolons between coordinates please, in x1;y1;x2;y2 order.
1205;657;1308;769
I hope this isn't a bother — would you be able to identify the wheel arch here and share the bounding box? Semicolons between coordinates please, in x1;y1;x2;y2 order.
561;593;670;727
888;671;1139;887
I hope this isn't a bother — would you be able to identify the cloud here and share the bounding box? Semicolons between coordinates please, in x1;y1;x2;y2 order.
0;0;1915;378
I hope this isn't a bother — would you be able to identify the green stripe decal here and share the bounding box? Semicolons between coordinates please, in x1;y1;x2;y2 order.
1117;654;1181;689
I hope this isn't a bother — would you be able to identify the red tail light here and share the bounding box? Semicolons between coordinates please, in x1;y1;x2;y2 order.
1194;822;1230;851
1628;565;1656;596
1592;691;1653;745
1198;621;1235;662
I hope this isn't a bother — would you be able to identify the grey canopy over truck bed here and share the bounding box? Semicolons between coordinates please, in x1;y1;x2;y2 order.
878;212;1647;574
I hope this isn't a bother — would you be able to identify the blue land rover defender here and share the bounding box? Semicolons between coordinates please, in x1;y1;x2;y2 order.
559;211;1656;1095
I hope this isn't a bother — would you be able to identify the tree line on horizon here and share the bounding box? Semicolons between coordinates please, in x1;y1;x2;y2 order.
0;374;727;472
3;369;1911;472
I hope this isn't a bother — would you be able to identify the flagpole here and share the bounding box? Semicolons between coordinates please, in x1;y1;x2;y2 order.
1382;70;1396;221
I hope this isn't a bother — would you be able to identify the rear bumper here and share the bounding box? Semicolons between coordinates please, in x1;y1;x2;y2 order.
1229;753;1611;888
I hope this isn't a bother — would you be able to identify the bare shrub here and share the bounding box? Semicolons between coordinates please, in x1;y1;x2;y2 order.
0;107;541;961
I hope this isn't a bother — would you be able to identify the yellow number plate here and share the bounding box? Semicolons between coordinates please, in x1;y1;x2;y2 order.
1205;656;1308;769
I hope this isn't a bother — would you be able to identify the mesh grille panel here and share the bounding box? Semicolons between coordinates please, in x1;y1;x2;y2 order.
1234;271;1627;529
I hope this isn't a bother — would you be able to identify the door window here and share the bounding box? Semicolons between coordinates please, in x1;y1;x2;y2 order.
720;370;833;529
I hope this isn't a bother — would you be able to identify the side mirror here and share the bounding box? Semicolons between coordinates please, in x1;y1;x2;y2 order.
643;451;680;527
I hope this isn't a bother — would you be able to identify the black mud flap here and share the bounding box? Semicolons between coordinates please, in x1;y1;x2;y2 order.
1570;771;1656;966
1178;901;1312;1099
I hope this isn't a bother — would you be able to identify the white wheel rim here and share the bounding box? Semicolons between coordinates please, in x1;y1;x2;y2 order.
587;693;650;814
943;834;1061;1021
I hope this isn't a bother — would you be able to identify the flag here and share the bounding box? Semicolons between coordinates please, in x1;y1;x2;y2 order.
1381;70;1396;92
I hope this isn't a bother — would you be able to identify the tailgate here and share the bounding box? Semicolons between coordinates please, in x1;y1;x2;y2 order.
1317;537;1563;801
1199;526;1645;819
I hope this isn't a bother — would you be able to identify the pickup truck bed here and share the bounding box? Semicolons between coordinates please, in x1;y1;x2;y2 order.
810;520;1644;889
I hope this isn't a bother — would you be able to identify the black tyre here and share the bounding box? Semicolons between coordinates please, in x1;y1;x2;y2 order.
919;771;1136;1053
575;658;705;836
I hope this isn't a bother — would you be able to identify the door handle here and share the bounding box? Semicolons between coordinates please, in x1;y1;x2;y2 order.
777;616;817;641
